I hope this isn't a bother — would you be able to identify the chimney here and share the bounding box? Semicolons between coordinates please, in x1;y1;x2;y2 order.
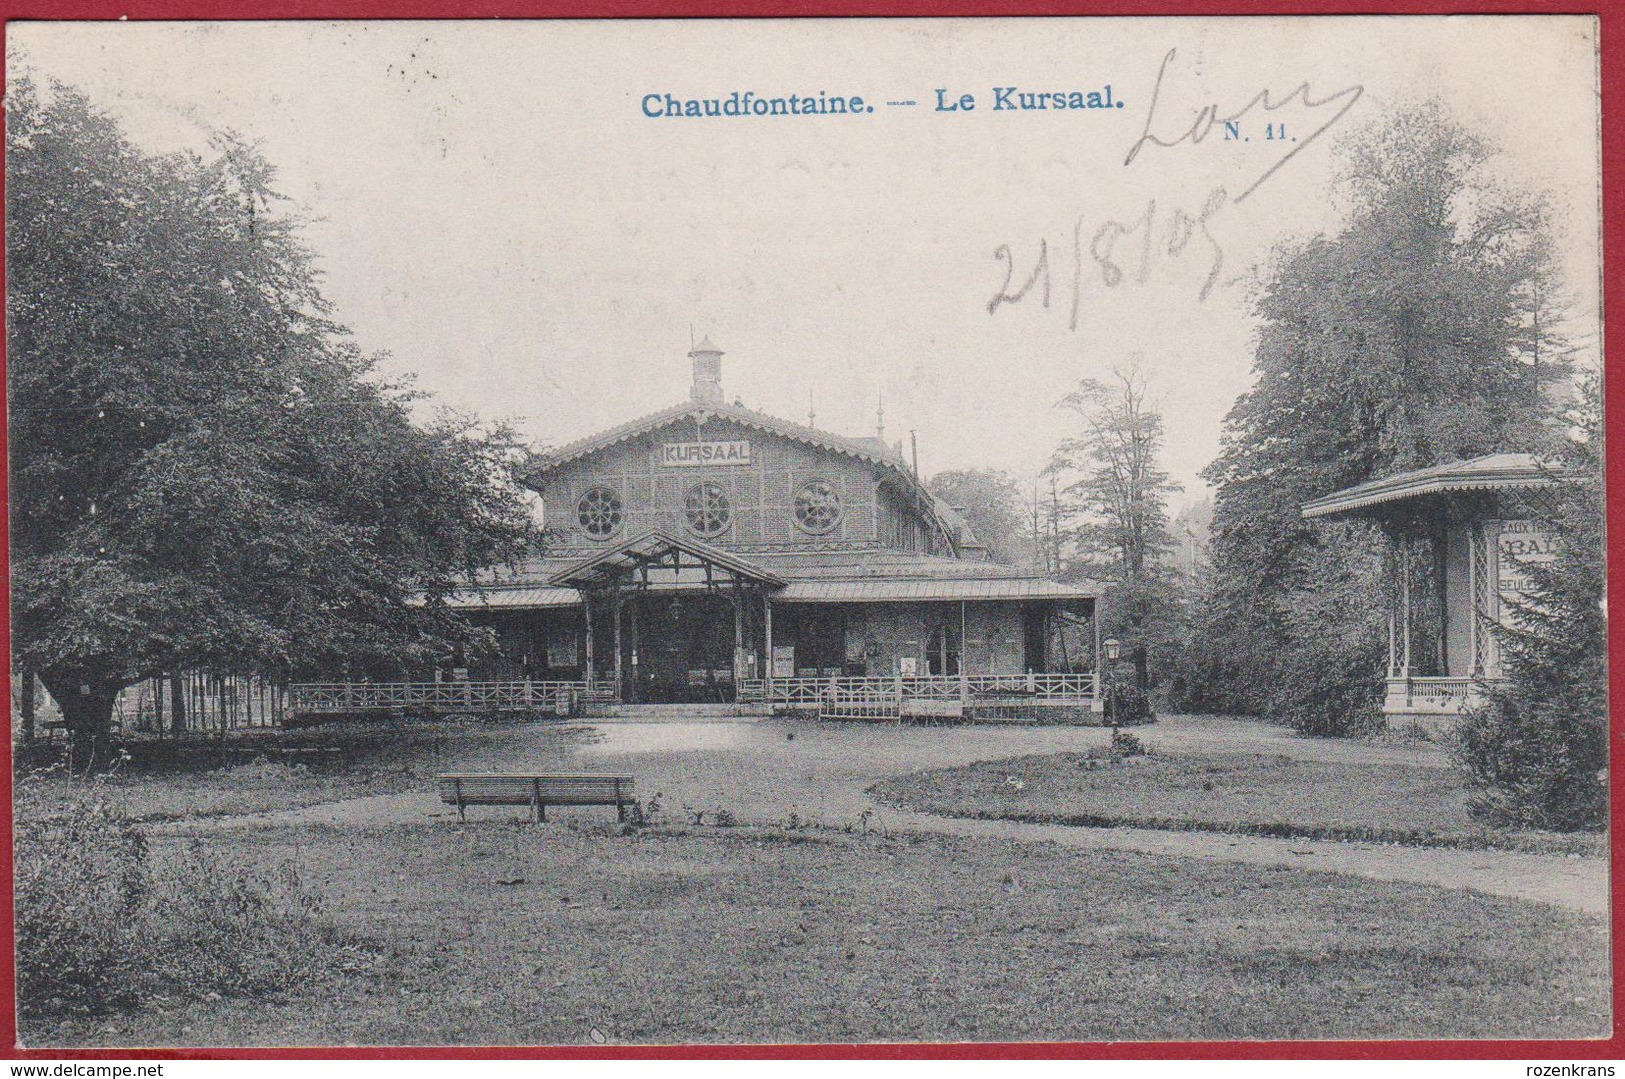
688;336;725;406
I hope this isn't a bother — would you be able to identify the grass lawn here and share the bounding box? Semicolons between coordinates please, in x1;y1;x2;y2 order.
869;749;1607;857
15;719;593;823
26;817;1610;1047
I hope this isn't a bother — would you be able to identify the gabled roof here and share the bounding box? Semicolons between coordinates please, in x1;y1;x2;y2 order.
527;399;910;478
930;496;985;551
525;397;959;555
1302;453;1566;519
546;529;786;590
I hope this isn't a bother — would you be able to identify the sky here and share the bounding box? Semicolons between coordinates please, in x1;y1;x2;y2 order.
10;16;1603;509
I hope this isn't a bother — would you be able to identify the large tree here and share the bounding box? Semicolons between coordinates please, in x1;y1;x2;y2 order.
1193;102;1564;729
926;468;1036;567
7;78;536;757
1048;367;1182;694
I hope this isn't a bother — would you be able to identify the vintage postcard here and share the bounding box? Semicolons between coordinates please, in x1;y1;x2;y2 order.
5;14;1609;1052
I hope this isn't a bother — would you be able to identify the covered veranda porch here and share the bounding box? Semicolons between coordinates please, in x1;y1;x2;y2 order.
741;578;1102;717
288;535;1105;719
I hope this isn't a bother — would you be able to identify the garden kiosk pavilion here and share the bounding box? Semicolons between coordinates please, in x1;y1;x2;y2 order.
1301;453;1566;727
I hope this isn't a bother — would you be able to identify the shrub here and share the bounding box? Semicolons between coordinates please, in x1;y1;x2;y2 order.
1247;529;1390;738
14;774;347;1018
14;777;151;1015
1265;632;1386;738
1101;667;1154;725
1109;728;1149;757
1455;689;1606;831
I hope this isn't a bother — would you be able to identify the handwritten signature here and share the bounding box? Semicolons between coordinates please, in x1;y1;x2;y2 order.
988;50;1364;324
1125;47;1364;203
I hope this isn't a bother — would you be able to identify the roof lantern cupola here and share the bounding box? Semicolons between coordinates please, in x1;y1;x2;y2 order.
688;336;725;406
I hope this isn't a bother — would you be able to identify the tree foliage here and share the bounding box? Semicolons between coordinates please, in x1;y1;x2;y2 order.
926;468;1036;567
1049;366;1182;692
1192;102;1562;731
6;78;536;750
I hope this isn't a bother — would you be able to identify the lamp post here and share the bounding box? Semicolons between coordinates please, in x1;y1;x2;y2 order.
1103;637;1121;728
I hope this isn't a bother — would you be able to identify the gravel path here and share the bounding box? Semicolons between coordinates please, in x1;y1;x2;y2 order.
173;714;1606;914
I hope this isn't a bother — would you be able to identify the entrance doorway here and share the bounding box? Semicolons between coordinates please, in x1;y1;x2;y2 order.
626;592;738;703
548;530;783;705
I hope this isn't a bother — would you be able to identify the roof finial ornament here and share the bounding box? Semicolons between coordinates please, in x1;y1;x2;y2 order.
876;390;886;443
808;389;817;428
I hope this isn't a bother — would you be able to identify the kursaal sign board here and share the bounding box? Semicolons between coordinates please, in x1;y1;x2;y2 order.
662;441;753;466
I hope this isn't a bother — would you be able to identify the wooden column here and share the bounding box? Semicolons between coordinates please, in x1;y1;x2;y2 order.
732;579;744;682
1469;521;1485;677
763;597;775;693
1040;606;1051;674
629;594;640;704
1400;534;1413;677
1384;543;1397;678
612;585;624;703
583;593;595;687
1387;605;1398;679
1434;526;1450;676
959;600;969;706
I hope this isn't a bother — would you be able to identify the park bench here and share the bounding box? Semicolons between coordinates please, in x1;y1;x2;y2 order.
436;772;639;823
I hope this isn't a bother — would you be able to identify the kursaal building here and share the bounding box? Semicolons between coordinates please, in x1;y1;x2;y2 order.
437;340;1103;715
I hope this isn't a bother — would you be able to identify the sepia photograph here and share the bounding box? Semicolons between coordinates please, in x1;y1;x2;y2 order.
4;13;1610;1051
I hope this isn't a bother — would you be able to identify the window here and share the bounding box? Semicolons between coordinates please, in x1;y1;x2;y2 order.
794;479;842;534
685;483;731;537
577;486;623;538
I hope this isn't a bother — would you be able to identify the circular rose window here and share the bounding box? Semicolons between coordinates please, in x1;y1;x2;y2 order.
577;486;623;538
794;479;841;534
684;483;731;538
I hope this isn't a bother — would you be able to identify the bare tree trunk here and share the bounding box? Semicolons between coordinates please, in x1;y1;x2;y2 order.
19;670;35;744
39;672;121;770
170;671;186;737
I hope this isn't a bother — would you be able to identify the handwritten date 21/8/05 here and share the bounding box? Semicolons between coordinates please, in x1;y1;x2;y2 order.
990;50;1364;329
987;187;1228;328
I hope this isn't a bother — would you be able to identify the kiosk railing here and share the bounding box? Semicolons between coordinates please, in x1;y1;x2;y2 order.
1382;675;1501;715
